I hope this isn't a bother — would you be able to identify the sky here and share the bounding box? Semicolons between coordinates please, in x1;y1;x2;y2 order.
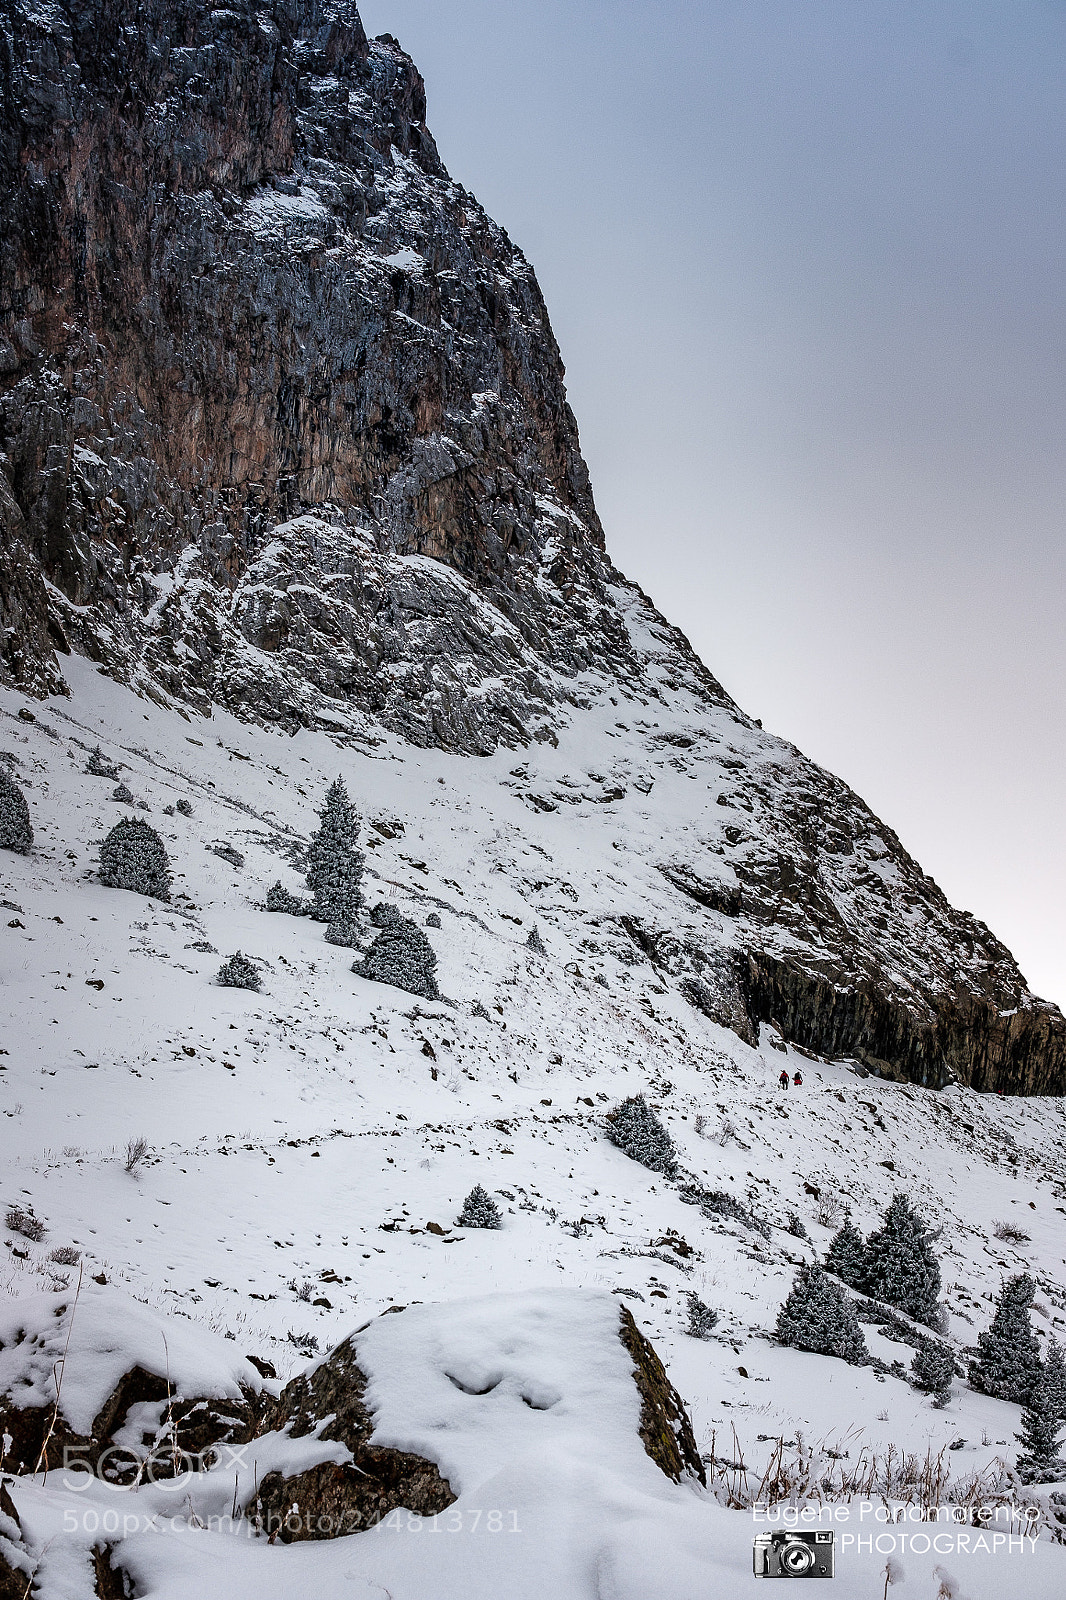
360;0;1066;1007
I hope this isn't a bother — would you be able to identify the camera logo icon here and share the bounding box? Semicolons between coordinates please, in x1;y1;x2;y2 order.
753;1530;835;1578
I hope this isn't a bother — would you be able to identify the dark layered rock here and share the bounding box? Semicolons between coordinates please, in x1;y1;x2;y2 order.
0;1363;260;1479
0;0;658;749
253;1316;456;1538
0;1480;32;1599
618;1306;705;1485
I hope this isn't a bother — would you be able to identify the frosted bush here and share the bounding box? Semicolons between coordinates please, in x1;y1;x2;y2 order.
0;769;32;854
684;1292;719;1339
99;817;172;901
265;880;311;915
216;951;262;991
604;1094;677;1176
6;1206;46;1241
356;914;439;999
910;1341;954;1396
86;745;118;778
775;1263;868;1364
456;1184;502;1229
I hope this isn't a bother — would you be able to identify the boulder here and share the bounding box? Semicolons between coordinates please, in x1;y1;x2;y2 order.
253;1321;456;1541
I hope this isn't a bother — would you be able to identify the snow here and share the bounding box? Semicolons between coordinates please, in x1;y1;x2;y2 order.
0;657;1065;1595
0;1283;262;1434
383;247;424;272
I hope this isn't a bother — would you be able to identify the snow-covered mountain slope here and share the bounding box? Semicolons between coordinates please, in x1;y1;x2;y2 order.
0;0;1062;1095
1;663;1066;1596
2;3;1066;1594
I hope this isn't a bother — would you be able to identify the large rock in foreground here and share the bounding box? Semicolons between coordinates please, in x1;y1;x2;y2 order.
252;1292;705;1541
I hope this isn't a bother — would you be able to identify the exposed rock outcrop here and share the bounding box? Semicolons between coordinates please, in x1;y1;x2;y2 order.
0;0;651;751
253;1316;457;1539
618;1306;706;1485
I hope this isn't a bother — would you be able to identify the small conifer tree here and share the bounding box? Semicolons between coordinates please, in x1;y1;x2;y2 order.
0;770;33;854
604;1095;677;1176
99;817;171;900
265;881;311;915
1014;1381;1066;1484
910;1342;955;1398
216;951;262;991
824;1213;868;1289
370;901;402;928
787;1212;809;1239
355;915;439;999
175;797;193;817
775;1263;867;1364
305;777;364;942
862;1193;941;1327
525;925;546;955
685;1292;719;1339
1042;1336;1066;1421
968;1273;1044;1404
456;1184;502;1229
86;745;119;779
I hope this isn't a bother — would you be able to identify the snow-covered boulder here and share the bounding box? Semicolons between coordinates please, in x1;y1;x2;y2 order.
0;1285;264;1477
252;1288;703;1543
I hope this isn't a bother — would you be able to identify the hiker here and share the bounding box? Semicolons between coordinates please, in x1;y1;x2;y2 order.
778;1069;790;1090
793;1070;803;1088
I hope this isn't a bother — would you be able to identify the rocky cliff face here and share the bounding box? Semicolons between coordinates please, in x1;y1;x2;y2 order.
1;0;1062;1093
0;0;646;749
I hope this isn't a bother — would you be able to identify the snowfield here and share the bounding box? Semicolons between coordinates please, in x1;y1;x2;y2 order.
1;655;1065;1598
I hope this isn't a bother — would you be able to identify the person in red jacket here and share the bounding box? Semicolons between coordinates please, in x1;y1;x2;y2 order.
793;1070;803;1088
778;1069;790;1090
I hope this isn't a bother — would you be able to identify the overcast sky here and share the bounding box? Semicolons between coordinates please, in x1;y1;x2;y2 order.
360;0;1066;1007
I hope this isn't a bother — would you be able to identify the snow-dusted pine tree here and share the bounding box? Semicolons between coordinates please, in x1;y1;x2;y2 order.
525;925;546;955
456;1185;502;1229
1014;1381;1066;1484
862;1193;941;1327
824;1213;868;1288
604;1095;678;1176
0;769;33;854
910;1342;955;1397
305;777;364;944
216;952;262;991
99;817;171;900
85;745;118;778
265;880;311;915
1042;1336;1066;1420
775;1263;867;1364
684;1292;719;1339
356;915;439;999
968;1273;1044;1404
